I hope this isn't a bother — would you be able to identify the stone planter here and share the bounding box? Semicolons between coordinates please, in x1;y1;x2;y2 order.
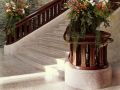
63;27;113;89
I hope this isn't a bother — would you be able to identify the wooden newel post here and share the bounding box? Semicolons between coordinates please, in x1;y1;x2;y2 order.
64;27;113;70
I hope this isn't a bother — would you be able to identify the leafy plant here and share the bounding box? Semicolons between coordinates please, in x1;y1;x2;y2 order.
4;0;31;35
65;0;111;45
0;0;7;47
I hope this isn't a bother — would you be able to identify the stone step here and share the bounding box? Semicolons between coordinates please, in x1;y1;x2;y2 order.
44;31;65;37
40;34;64;40
21;45;67;58
59;19;70;25
0;72;45;85
45;64;65;78
15;53;45;71
22;38;69;51
0;55;42;77
33;40;68;51
38;28;65;38
37;36;65;43
59;22;69;27
53;26;67;32
18;48;58;65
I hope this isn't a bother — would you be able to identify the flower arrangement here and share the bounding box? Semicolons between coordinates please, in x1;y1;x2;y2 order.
64;0;111;45
4;0;31;35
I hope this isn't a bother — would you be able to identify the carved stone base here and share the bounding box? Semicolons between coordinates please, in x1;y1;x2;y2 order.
65;62;112;89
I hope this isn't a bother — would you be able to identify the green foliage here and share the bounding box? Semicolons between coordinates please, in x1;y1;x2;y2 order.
66;0;111;45
0;0;6;47
4;0;31;35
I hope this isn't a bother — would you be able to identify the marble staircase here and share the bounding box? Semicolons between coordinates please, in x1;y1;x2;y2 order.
0;18;69;78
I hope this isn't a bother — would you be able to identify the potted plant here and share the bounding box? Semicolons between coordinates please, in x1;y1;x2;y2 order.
63;0;113;70
4;0;30;36
64;0;114;89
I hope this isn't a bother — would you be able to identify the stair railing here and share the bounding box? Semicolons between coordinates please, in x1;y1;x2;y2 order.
110;0;120;10
6;0;68;45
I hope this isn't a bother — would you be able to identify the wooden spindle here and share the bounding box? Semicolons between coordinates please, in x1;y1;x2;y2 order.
89;45;96;67
81;45;87;67
70;44;73;64
37;14;41;27
18;26;23;39
50;7;54;20
33;17;37;30
46;9;50;21
72;43;77;65
76;44;81;66
54;4;57;17
28;20;32;33
42;12;45;24
99;48;104;66
24;23;28;36
103;45;108;65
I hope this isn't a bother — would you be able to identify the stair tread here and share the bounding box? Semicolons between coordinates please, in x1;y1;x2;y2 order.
20;45;67;58
17;48;58;65
23;39;68;51
15;53;45;71
25;37;67;45
0;55;42;77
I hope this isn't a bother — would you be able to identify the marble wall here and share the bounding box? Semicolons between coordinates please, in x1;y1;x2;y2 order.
101;7;120;64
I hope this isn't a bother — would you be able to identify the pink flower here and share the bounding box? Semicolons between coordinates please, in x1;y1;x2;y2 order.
5;3;10;7
6;9;11;13
96;2;106;10
17;9;25;15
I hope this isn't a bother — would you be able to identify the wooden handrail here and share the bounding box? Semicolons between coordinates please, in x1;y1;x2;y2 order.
6;0;68;45
16;0;65;26
110;0;120;10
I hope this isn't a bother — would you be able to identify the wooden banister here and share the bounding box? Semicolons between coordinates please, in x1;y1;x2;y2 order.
110;0;120;10
6;0;68;45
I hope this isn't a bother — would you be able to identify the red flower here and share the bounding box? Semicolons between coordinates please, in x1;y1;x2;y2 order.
96;2;106;10
17;9;24;15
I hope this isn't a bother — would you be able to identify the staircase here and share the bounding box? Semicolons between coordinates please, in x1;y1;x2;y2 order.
1;0;69;78
0;13;69;77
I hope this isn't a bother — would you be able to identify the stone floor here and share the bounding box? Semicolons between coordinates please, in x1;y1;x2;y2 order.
0;72;120;90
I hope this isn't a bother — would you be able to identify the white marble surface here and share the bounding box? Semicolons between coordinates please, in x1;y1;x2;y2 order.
0;71;119;90
65;62;112;89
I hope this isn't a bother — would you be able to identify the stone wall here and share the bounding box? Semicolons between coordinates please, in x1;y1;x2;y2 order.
0;0;6;47
100;7;120;65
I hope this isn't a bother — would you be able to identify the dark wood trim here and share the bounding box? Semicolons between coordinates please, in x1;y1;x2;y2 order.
67;31;112;70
